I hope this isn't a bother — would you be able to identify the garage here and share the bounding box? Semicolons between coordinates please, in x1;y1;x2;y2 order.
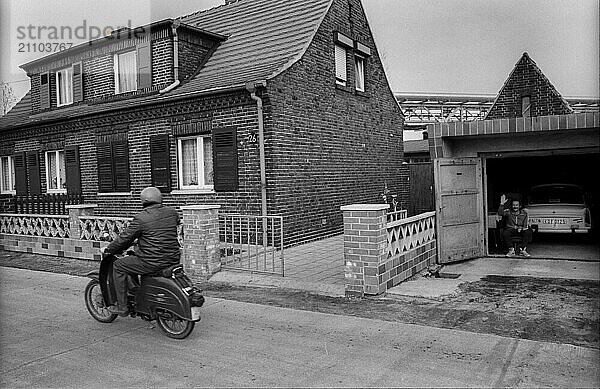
428;114;599;265
485;151;599;260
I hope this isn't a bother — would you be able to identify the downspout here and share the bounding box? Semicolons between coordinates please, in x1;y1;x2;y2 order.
246;81;268;229
159;21;181;94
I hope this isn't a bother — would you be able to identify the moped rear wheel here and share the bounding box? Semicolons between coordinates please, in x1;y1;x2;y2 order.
156;312;195;339
84;279;117;323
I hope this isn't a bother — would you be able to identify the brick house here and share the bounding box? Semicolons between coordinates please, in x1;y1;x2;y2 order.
0;0;406;246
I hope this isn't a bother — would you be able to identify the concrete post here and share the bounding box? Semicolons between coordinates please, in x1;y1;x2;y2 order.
340;204;389;297
180;205;221;281
65;204;97;240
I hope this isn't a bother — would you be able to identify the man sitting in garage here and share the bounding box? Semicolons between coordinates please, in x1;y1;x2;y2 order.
498;195;532;257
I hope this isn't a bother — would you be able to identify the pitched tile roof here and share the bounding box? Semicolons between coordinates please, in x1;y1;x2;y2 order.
174;0;332;96
0;0;332;130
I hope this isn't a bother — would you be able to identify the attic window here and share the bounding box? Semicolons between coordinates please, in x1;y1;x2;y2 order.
521;96;531;117
114;50;138;94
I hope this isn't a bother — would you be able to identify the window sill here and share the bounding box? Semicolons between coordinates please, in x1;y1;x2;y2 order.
0;191;16;196
47;190;67;195
354;90;369;98
97;192;133;196
171;189;215;195
335;83;353;93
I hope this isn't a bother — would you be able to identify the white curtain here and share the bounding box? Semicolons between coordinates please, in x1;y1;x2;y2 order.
355;56;365;92
48;152;58;189
1;157;9;192
181;139;198;186
58;151;66;189
57;68;73;105
118;51;137;93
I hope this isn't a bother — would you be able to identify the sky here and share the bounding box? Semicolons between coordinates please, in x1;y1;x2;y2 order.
1;0;598;110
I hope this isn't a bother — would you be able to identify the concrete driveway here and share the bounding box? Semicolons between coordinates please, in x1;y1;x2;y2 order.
1;267;599;388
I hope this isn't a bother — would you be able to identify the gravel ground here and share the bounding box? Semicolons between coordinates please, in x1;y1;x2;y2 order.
1;250;598;349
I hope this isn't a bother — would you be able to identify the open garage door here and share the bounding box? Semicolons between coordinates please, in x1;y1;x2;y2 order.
434;158;485;264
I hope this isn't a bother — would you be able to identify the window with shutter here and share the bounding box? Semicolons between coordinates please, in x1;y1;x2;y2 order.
26;151;41;195
212;127;238;192
96;140;130;193
176;135;213;190
150;134;171;192
44;150;66;193
13;152;27;195
335;45;347;86
114;50;138;94
65;145;81;194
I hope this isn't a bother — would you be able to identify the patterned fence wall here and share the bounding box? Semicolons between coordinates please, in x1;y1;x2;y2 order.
0;214;70;238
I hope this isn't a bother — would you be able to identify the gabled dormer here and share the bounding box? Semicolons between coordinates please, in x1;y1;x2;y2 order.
485;52;572;119
21;19;226;113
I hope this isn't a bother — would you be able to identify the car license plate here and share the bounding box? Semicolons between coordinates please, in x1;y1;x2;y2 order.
191;306;201;321
531;218;567;225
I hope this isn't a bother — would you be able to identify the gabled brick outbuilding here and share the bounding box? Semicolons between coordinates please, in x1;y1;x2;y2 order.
0;0;406;245
427;52;598;263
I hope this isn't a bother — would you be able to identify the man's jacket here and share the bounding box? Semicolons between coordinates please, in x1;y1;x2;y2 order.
497;205;529;229
106;203;181;267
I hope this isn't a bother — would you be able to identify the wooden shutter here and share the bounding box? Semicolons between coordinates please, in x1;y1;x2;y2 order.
150;134;171;192
212;126;239;192
72;63;83;102
136;39;152;89
96;142;114;193
13;152;27;195
40;73;50;109
112;140;130;192
26;151;41;195
64;145;81;194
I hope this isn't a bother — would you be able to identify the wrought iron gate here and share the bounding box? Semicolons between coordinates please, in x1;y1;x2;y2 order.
219;214;284;276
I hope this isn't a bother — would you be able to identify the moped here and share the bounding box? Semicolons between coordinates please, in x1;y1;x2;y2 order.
84;253;204;339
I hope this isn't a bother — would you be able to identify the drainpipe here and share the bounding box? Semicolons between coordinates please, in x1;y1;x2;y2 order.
246;80;268;241
159;21;181;94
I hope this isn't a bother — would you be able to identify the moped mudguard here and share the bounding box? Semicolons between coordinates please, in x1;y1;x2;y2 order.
86;270;99;280
137;276;195;321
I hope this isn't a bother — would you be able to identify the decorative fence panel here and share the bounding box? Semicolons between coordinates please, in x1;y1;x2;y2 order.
0;213;70;238
13;194;84;215
79;216;132;241
219;214;284;276
387;211;436;258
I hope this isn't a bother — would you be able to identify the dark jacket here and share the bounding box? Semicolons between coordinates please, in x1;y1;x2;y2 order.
498;205;529;229
106;203;181;267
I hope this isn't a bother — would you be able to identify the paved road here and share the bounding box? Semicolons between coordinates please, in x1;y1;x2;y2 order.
1;267;598;388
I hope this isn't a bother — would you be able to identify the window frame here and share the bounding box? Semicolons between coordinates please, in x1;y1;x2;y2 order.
44;150;66;194
113;49;138;94
177;135;214;191
521;96;531;117
0;156;15;195
355;54;365;92
335;44;347;86
56;66;74;107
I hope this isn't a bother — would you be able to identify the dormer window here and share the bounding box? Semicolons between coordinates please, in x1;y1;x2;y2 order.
56;67;73;106
114;50;138;94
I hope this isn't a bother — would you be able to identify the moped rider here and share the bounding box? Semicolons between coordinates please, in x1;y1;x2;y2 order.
101;186;181;316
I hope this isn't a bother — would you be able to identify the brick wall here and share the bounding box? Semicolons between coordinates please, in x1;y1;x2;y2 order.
83;54;114;100
177;30;216;81
152;36;174;87
266;0;406;244
486;53;572;119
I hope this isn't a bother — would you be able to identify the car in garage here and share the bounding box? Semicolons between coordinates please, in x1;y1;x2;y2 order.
527;183;592;234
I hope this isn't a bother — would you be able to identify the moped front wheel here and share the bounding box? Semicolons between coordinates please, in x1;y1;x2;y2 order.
156;312;195;339
84;279;117;323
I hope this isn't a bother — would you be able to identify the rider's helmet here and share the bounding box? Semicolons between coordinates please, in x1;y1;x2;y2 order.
140;186;162;206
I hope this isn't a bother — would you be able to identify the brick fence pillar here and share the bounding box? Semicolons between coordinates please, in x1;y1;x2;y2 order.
180;205;221;281
341;204;389;298
65;204;97;239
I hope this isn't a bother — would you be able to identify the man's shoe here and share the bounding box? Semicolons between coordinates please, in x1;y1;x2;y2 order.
520;248;531;258
505;247;516;257
108;305;129;317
